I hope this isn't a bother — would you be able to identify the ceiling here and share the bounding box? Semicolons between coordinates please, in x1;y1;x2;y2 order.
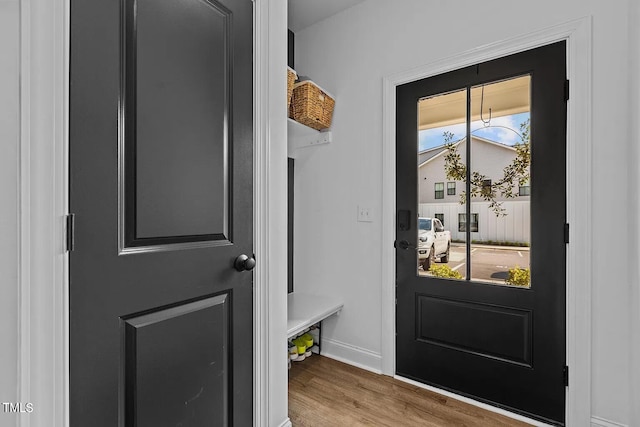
418;75;531;130
288;0;368;32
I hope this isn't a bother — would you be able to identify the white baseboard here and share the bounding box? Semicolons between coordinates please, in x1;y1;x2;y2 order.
320;338;382;374
277;418;292;427
591;416;628;427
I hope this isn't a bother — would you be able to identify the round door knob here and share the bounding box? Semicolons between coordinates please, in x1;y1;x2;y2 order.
234;254;256;272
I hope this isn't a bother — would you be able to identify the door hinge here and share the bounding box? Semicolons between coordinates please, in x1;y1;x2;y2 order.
563;365;569;387
564;80;570;102
564;223;570;244
66;213;75;252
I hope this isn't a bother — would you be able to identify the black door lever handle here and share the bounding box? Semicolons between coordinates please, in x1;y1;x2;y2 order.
394;240;417;251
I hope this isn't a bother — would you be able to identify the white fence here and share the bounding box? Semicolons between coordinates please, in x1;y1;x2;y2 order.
418;200;530;245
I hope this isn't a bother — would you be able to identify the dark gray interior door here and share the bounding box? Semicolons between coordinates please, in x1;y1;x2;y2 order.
69;0;253;425
396;42;567;425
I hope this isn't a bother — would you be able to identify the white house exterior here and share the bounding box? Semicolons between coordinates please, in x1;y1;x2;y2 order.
418;136;531;244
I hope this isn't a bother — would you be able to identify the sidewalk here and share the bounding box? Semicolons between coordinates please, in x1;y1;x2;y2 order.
450;242;530;251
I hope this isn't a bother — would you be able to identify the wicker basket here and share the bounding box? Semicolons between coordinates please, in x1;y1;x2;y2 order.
290;80;335;130
287;67;297;111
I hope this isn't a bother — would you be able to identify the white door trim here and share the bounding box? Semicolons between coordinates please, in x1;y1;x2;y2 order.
381;17;592;426
19;0;287;425
18;0;70;425
253;0;290;425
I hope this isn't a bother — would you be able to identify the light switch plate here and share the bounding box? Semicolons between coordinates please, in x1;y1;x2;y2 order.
357;205;373;222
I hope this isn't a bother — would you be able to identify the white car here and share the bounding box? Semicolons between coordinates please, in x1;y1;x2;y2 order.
418;217;451;270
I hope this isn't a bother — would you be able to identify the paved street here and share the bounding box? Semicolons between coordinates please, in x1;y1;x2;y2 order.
418;243;530;285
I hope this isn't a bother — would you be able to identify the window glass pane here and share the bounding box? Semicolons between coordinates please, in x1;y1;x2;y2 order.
469;75;531;287
458;213;465;232
417;89;467;280
434;182;444;199
458;213;479;232
416;76;531;287
470;213;478;232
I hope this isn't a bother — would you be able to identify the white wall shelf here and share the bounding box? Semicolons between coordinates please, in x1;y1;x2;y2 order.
287;118;332;154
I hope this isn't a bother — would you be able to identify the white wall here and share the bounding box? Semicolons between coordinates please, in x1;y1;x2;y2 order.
0;1;20;426
628;0;640;426
293;0;633;425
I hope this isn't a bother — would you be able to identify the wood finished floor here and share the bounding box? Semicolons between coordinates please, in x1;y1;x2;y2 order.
288;355;532;427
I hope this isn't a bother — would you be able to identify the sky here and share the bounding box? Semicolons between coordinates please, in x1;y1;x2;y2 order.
418;112;530;152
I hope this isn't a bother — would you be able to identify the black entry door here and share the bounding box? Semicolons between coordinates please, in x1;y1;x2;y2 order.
69;0;253;425
396;42;567;425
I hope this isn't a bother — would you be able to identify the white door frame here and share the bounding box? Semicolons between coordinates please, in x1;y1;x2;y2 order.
381;17;593;426
18;0;288;426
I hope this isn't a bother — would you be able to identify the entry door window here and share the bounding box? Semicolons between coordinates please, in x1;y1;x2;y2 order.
417;76;531;288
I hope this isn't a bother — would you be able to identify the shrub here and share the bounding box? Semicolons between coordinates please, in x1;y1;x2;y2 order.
505;266;530;287
429;264;463;280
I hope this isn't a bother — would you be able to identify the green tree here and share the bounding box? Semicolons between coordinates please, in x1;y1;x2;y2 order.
442;119;530;216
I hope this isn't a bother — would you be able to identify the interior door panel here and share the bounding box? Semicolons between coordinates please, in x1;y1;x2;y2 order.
69;0;254;425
